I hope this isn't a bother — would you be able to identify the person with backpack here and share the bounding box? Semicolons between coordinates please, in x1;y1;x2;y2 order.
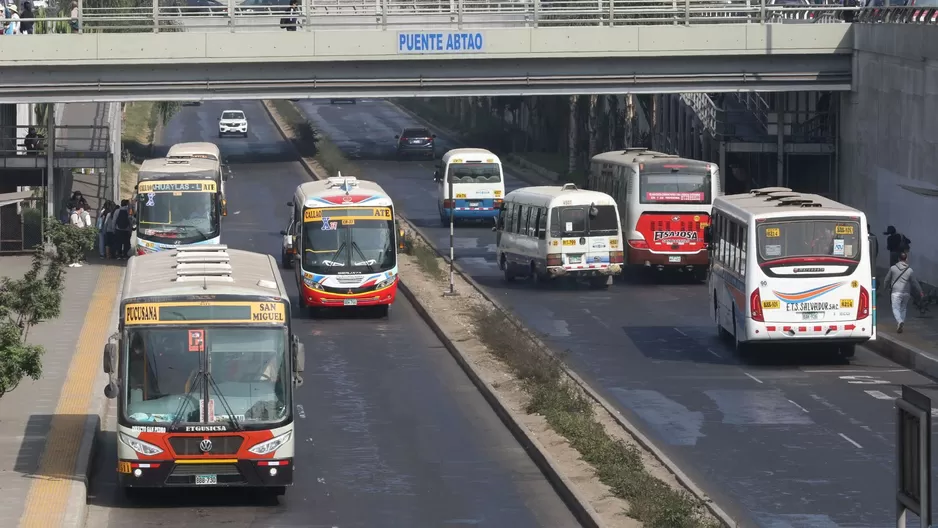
884;225;911;267
883;252;925;334
112;199;134;260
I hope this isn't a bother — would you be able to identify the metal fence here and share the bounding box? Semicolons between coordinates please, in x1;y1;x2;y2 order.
8;1;938;32
0;197;44;255
0;125;111;158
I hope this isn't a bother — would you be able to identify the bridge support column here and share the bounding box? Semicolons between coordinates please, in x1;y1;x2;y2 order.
45;105;54;220
776;96;785;187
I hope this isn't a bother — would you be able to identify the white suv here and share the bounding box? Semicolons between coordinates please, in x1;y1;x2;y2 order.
218;110;248;138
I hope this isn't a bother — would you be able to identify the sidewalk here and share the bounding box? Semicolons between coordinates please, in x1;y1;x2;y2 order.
0;256;122;527
394;99;938;381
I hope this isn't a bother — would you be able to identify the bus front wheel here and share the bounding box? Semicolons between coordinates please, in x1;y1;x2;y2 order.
838;344;856;359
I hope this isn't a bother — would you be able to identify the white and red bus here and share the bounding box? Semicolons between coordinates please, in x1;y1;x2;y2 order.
285;175;398;317
588;148;722;280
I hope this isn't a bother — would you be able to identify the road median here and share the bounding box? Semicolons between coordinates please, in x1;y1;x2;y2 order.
263;99;730;528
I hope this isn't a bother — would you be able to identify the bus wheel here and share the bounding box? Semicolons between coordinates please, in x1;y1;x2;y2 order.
373;304;390;318
715;297;729;340
280;251;292;270
693;268;707;282
122;486;142;501
502;258;515;282
733;315;750;358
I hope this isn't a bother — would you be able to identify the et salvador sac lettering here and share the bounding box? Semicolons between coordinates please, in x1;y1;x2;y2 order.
785;301;838;312
397;31;484;54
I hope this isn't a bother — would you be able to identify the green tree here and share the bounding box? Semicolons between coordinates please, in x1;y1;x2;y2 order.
155;102;181;127
46;220;99;266
0;250;65;398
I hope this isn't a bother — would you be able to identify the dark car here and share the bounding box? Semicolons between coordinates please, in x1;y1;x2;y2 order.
238;0;290;14
181;0;226;15
395;127;436;160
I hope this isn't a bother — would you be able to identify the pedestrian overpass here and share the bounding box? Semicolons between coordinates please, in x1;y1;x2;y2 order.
0;1;873;102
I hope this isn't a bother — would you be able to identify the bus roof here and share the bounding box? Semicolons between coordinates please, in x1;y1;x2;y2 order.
504;184;617;209
590;148;714;172
121;245;289;303
714;188;864;221
441;148;500;163
138;157;218;180
294;175;392;208
166;142;221;161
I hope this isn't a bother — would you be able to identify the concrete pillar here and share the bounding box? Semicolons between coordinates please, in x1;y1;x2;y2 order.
46;107;55;220
108;102;122;203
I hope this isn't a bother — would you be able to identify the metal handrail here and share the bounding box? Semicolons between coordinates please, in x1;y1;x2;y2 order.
12;2;934;32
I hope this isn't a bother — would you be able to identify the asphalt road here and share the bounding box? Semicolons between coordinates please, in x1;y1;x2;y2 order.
299;98;938;527
84;100;580;528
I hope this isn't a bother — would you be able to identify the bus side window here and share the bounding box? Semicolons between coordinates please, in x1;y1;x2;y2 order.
506;203;516;233
515;205;525;234
729;222;739;274
538;207;547;240
739;227;747;277
497;206;507;231
719;215;728;265
524;206;533;237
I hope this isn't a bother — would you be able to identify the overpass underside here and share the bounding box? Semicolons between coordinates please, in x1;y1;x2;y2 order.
0;22;854;103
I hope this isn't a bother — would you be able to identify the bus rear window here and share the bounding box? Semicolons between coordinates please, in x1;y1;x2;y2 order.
549;205;618;237
447;163;502;184
756;219;861;262
640;174;712;204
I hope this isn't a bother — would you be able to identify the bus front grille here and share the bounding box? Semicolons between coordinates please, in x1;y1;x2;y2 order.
168;435;244;455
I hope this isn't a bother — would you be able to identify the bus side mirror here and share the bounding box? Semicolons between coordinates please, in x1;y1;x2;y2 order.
294;340;305;373
433;171;440;182
103;343;117;374
280;230;288;236
287;201;294;208
104;382;118;399
703;226;712;244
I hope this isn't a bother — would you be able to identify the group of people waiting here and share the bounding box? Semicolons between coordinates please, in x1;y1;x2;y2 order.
2;1;80;34
61;191;135;265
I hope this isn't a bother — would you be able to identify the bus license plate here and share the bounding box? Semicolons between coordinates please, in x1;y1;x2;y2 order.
344;299;358;306
668;256;682;263
195;474;217;485
469;202;480;207
568;255;582;264
801;312;820;321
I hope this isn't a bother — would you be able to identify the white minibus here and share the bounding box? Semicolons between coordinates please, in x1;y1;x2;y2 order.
707;187;875;358
433;148;505;225
493;183;623;289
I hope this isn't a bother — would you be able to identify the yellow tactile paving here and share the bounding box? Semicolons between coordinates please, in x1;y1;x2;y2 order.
18;266;122;528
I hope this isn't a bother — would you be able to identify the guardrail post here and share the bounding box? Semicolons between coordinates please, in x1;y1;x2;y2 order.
671;0;677;25
533;0;539;28
683;0;689;26
152;0;159;33
379;0;387;30
457;0;464;30
607;0;614;27
760;0;766;24
228;0;235;33
78;0;84;34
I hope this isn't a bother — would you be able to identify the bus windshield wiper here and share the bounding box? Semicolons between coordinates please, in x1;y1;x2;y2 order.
173;224;211;241
205;372;242;431
350;241;375;272
327;241;348;266
170;370;205;429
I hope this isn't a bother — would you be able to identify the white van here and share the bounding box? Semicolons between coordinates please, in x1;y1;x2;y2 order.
494;183;624;288
433;148;505;226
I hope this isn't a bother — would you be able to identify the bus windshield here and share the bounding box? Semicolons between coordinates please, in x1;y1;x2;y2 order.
447;163;502;184
639;172;712;204
756;218;862;263
302;209;396;274
549;205;619;237
137;189;219;244
123;327;288;426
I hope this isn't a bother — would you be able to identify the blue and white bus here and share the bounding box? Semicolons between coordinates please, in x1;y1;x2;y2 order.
434;148;505;225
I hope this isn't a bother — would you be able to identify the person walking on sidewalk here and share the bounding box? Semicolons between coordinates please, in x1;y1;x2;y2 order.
883;252;924;334
884;225;911;267
112;199;134;259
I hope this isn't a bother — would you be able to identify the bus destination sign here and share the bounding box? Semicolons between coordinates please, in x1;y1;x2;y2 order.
138;180;217;193
303;207;392;222
124;301;286;325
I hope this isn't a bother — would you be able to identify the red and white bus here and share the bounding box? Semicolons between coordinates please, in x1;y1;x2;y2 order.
284;175;398;317
588;148;722;280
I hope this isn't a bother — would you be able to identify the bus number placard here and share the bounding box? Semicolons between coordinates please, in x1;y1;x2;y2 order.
835;225;854;235
765;228;781;238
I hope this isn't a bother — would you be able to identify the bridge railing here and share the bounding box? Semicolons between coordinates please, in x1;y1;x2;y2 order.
17;1;938;32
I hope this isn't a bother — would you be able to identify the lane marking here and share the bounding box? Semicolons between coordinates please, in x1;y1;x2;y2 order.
866;390;894;400
707;349;722;359
838;433;863;449
673;327;687;337
840;375;890;384
19;266;122;528
788;399;810;413
591;315;610;329
744;372;764;384
803;369;909;373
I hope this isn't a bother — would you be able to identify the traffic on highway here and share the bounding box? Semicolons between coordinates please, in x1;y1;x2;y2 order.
83;98;938;528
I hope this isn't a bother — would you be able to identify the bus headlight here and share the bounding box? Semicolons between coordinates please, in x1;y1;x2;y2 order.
248;431;292;455
373;277;396;290
119;432;164;456
302;277;323;291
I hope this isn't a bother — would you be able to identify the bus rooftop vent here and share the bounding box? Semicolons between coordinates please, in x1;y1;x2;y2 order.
561;183;578;191
775;197;816;207
764;191;802;201
173;245;233;282
257;279;278;290
750;187;793;196
621;147;649;154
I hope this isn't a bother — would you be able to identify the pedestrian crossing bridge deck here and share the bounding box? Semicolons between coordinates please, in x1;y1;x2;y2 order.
0;2;931;101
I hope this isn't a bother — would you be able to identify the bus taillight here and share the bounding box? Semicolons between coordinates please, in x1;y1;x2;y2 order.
627;239;648;249
857;286;870;320
750;289;764;322
546;254;563;266
443;199;455;208
609;251;624;264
